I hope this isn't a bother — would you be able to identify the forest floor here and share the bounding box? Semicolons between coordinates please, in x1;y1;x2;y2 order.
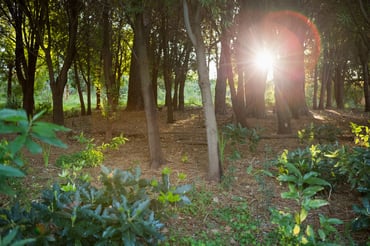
4;106;370;244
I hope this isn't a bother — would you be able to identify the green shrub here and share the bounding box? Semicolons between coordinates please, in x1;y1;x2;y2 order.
0;109;69;195
298;123;340;144
56;148;104;169
0;166;192;245
269;159;343;245
274;144;346;186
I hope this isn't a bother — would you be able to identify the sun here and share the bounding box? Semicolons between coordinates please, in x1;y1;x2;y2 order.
253;49;274;80
254;49;274;71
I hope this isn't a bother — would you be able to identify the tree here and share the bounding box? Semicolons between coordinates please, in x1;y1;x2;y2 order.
183;0;222;181
134;9;165;169
2;0;45;117
40;0;80;125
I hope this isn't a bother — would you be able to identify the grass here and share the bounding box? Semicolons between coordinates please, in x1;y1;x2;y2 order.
162;183;265;245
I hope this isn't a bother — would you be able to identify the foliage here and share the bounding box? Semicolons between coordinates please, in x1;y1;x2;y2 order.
0;109;69;195
274;144;346;186
298;123;340;144
270;159;343;245
35;102;52;115
0;166;192;245
166;197;261;245
220;123;261;161
55;148;104;169
55;132;127;169
56;132;127;169
352;195;370;232
4;96;22;110
350;122;370;148
0;227;35;246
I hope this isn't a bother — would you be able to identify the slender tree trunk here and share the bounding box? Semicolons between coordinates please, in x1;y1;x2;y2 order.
126;38;144;111
135;12;164;169
312;64;318;109
74;62;86;115
161;16;174;123
45;0;79;125
326;76;333;109
183;0;221;181
214;29;227;115
361;55;370;112
334;63;345;109
6;62;13;100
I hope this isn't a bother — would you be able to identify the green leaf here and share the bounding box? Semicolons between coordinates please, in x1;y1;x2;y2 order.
277;174;298;183
0;165;25;177
304;177;330;187
1;228;18;245
318;228;326;241
285;163;302;178
174;184;192;194
8;134;27;156
132;199;150;219
302;171;318;181
307;199;329;209
0;180;16;195
281;191;299;200
122;230;136;246
31;109;46;121
0;109;27;122
0;123;21;134
300;208;308;223
31;133;68;148
326;218;343;225
102;226;116;239
24;137;42;154
302;186;324;198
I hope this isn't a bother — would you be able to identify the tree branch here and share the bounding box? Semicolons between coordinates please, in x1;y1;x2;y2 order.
183;0;197;46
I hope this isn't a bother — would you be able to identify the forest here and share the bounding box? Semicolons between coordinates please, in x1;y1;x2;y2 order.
0;0;369;245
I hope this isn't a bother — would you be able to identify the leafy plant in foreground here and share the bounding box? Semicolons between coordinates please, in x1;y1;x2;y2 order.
270;160;343;245
0;166;192;245
0;108;69;195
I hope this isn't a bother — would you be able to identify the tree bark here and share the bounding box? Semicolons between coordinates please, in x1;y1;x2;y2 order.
43;0;79;125
6;0;41;117
183;0;222;182
74;62;86;115
126;37;144;111
214;29;228;115
135;12;165;169
6;62;14;100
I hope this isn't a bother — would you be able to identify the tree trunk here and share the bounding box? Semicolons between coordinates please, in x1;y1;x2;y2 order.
6;62;14;101
312;64;318;109
334;63;345;109
183;0;221;182
214;29;228;115
360;53;370;112
319;49;331;109
101;0;117;115
161;16;174;123
126;38;144;111
326;75;333;109
74;62;86;115
78;60;92;115
45;0;79;125
135;12;164;169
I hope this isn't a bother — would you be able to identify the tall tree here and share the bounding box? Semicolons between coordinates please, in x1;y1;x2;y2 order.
2;0;45;117
134;9;165;169
183;0;222;181
40;0;80;125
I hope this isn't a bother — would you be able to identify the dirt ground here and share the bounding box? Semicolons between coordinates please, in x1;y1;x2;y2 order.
3;106;370;243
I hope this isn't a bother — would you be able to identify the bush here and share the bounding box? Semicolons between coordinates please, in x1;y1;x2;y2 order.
0;166;192;245
0;109;69;195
